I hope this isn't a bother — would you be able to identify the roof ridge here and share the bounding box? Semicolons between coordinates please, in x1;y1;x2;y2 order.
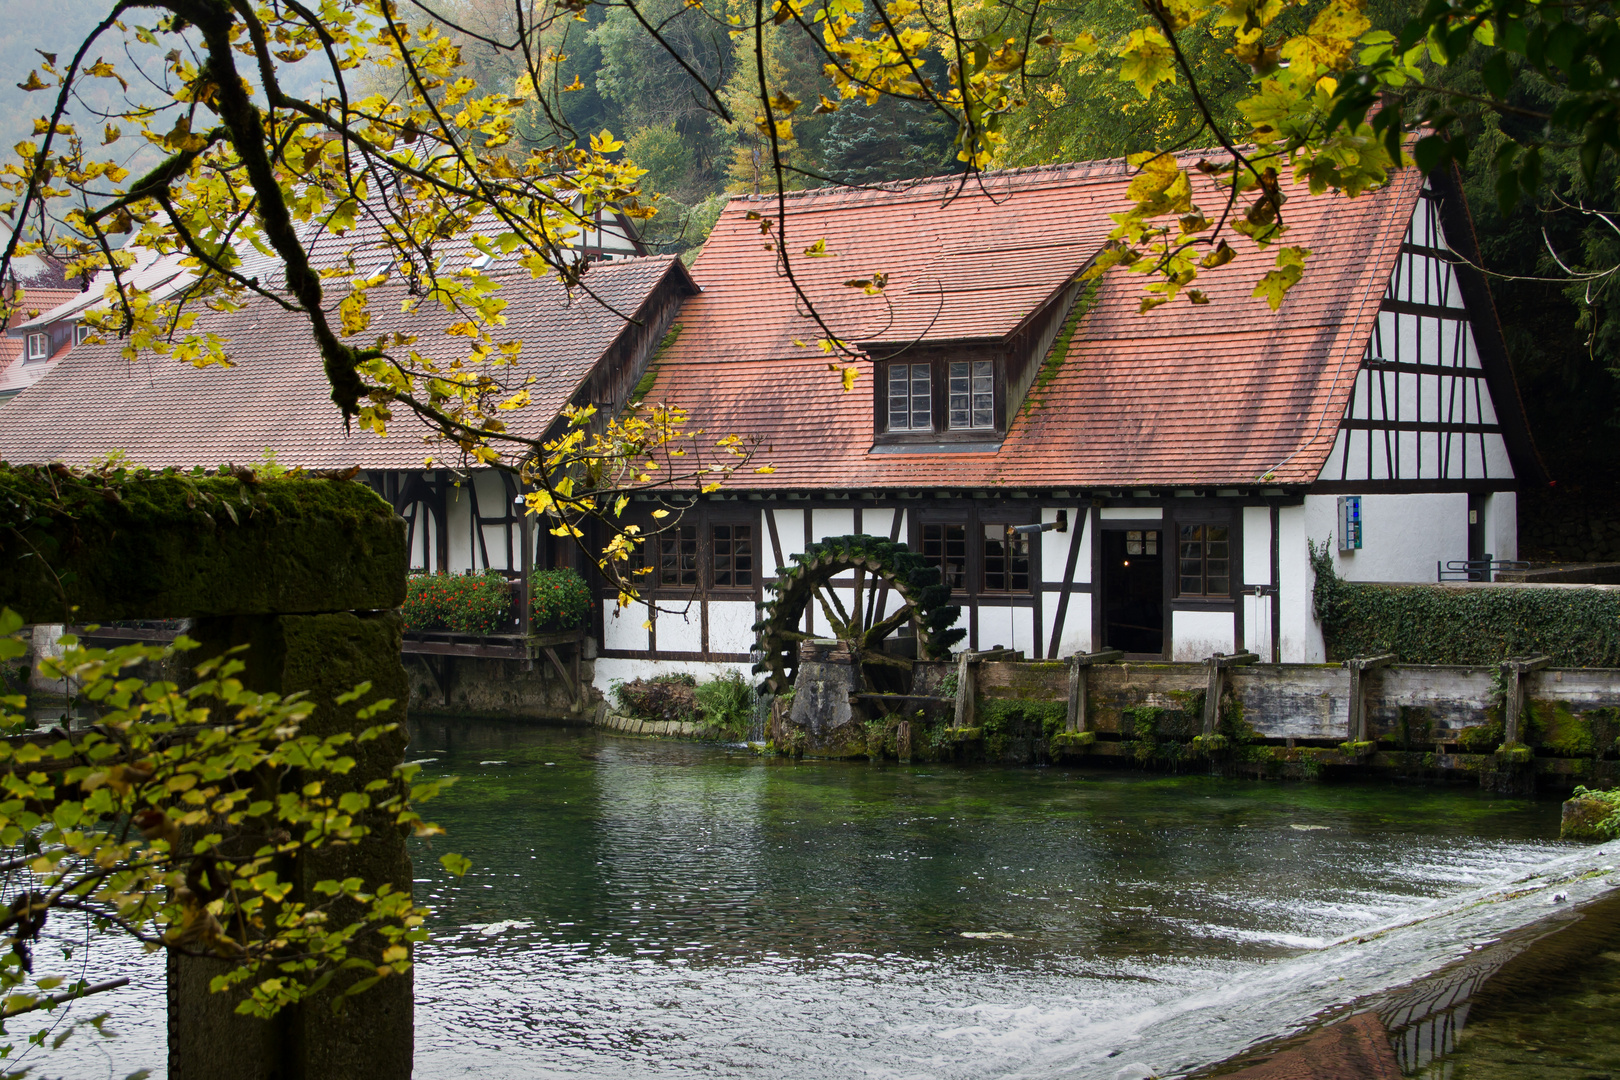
728;148;1227;205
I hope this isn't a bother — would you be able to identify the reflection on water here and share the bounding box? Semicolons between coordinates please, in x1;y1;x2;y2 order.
404;720;1586;1080
1379;891;1620;1080
18;718;1612;1080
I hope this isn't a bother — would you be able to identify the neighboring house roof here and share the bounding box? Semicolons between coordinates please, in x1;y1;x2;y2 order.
646;157;1519;490
0;255;694;467
0;286;84;403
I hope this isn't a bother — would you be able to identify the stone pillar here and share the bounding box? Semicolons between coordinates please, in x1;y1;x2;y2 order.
171;611;413;1080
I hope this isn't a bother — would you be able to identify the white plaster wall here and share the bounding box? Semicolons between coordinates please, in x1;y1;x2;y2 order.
409;507;435;570
1049;592;1092;658
812;508;855;542
1171;609;1234;660
1485;491;1518;562
593;657;749;696
1100;507;1162;520
1277;504;1323;663
708;600;759;654
1040;505;1086;583
862;507;899;540
1305;492;1467;583
769;507;806;565
1073;509;1095;584
976;605;1035;655
444;487;473;573
603;602;651;652
1243;507;1272;586
1243;593;1275;662
655;606;703;653
1241;506;1275;661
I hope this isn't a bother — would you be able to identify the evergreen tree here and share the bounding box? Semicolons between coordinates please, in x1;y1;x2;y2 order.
820;97;958;186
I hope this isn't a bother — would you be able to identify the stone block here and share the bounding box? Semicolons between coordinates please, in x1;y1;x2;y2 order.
1562;795;1617;840
0;476;404;623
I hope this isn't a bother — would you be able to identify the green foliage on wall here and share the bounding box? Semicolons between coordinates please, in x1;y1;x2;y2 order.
1311;541;1620;666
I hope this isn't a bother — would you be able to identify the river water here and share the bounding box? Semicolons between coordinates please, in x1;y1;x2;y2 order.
20;719;1619;1080
403;720;1614;1080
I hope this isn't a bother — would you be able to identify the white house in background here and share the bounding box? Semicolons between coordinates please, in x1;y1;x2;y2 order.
589;157;1541;692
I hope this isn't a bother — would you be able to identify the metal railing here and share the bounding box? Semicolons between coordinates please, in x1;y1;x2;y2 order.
1436;556;1531;582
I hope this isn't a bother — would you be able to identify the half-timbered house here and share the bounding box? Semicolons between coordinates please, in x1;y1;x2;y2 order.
591;157;1542;691
0;154;1543;701
0;253;696;583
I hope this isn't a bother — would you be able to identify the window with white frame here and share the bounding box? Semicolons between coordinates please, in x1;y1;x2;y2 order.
886;363;931;431
73;324;92;346
948;360;994;429
25;333;47;361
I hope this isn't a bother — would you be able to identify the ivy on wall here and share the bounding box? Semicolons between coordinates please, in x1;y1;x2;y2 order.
1311;542;1620;666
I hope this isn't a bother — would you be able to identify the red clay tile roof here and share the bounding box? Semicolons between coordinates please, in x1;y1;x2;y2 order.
648;157;1432;489
0;256;692;467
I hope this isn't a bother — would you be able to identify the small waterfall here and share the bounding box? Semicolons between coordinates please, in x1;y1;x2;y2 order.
748;690;771;744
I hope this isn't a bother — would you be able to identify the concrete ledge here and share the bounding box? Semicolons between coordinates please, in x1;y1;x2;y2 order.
600;712;699;738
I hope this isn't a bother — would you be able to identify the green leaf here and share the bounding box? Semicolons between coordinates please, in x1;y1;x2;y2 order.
439;852;472;877
1482;52;1512;98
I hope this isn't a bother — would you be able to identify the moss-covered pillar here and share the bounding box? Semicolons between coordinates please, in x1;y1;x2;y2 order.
171;611;412;1080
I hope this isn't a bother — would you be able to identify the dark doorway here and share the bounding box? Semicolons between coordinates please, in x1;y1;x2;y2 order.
1102;528;1164;656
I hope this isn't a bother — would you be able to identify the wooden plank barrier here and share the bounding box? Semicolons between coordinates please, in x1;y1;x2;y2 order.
1066;650;1124;732
1343;654;1398;743
1203;652;1259;734
1502;655;1551;745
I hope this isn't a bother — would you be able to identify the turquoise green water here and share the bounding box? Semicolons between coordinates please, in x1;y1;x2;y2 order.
404;720;1580;1079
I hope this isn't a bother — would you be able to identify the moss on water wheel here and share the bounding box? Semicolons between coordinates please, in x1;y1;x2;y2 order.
750;534;965;696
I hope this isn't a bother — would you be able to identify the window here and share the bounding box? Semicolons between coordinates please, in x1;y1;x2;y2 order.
887;363;931;431
982;524;1032;592
921;523;968;592
948;360;993;429
73;324;93;346
712;524;753;588
1126;530;1159;555
1178;523;1230;597
659;525;698;587
25;333;47;361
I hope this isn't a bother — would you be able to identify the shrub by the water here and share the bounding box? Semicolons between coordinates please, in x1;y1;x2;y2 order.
402;572;513;634
694;671;755;738
614;673;698;722
530;568;593;630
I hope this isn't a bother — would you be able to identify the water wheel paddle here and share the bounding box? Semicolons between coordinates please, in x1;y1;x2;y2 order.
752;534;966;696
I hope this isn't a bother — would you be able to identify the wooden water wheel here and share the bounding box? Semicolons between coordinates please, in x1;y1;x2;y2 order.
751;534;966;698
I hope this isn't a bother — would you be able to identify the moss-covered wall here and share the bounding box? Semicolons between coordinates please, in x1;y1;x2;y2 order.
0;468;404;622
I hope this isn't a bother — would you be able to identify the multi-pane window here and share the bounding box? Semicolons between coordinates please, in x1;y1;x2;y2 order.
921;523;968;592
1178;524;1230;596
712;524;754;588
25;333;46;360
981;525;1031;592
887;363;931;431
1126;530;1159;555
948;361;993;429
659;525;698;587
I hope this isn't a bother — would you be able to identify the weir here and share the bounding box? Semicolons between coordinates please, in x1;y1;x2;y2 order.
766;646;1620;790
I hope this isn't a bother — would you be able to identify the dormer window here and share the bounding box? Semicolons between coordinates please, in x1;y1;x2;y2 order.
875;353;1003;443
25;333;47;361
887;364;932;431
73;324;92;346
949;361;994;429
